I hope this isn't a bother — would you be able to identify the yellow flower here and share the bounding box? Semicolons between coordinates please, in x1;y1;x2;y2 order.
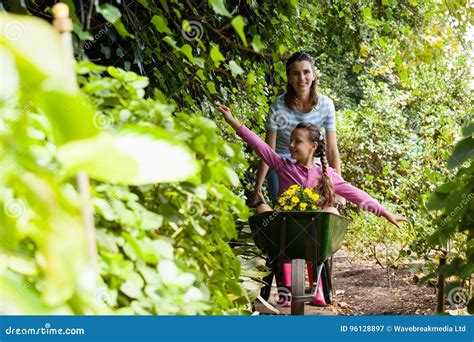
312;205;318;210
303;188;313;196
291;196;300;204
278;197;286;205
310;193;320;202
283;205;292;211
300;203;307;211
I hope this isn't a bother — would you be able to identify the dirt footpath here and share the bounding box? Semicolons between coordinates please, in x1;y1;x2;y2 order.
254;248;442;315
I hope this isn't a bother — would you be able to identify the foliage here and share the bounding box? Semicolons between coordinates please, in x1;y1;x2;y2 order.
77;61;252;314
0;13;249;314
425;121;474;313
2;0;472;314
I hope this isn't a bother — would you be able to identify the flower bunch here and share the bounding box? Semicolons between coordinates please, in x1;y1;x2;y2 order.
274;185;321;211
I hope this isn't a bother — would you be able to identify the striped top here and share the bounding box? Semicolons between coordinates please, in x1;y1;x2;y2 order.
265;93;336;159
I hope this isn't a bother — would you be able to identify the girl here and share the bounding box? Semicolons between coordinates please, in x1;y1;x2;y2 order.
216;104;408;306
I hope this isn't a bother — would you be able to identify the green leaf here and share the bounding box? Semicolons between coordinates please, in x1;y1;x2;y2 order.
0;272;72;314
278;44;287;55
96;3;134;38
8;255;37;276
0;47;19;107
120;274;144;299
140;210;163;230
426;191;448;211
181;44;194;63
151;15;173;35
224;166;240;186
206;81;218;94
58;126;199;185
210;44;226;67
93;198;116;221
228;60;244;75
362;7;372;19
152;239;174;260
462;121;474;137
448;137;474;169
208;0;232;18
251;35;264;52
40;90;99;144
163;36;178;49
399;70;408;82
0;13;75;90
231;16;247;47
72;23;93;40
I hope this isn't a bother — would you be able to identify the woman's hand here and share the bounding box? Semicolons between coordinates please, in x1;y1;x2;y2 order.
382;211;409;228
216;104;241;131
334;195;346;208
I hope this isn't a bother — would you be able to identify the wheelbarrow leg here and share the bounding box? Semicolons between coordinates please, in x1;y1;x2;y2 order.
259;258;275;301
291;259;305;315
321;257;333;304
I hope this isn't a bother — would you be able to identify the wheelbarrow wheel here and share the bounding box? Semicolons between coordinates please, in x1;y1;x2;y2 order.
321;258;333;304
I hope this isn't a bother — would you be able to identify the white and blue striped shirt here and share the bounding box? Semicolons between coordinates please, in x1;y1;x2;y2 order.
265;93;336;159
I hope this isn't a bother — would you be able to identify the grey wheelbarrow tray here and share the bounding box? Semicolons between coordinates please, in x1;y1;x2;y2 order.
249;211;350;315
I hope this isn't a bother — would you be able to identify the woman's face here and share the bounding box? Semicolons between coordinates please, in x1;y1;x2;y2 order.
289;128;317;162
288;60;315;95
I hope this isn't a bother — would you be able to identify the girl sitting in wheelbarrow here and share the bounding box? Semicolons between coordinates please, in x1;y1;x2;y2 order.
216;104;408;306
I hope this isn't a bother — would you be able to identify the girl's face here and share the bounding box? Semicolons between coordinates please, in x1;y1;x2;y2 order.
288;60;315;95
289;128;317;162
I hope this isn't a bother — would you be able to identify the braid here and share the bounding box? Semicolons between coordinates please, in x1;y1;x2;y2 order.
316;138;335;208
294;123;335;208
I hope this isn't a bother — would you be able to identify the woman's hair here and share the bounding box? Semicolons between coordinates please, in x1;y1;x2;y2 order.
285;52;318;111
294;122;335;208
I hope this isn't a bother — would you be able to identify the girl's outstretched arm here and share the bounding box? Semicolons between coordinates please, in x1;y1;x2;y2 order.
216;104;286;172
330;170;408;228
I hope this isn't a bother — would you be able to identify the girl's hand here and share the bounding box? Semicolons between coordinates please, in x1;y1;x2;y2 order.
216;104;233;122
248;188;266;208
382;211;409;228
215;104;241;130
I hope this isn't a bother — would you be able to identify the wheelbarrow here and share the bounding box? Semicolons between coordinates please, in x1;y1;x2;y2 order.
249;211;350;315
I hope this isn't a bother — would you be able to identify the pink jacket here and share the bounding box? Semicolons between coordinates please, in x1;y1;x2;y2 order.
236;124;387;216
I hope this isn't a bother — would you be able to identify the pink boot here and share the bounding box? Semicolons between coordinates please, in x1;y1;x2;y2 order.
281;262;328;306
312;279;328;306
307;263;328;306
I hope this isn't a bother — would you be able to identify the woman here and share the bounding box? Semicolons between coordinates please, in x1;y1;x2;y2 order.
250;51;344;304
251;51;343;207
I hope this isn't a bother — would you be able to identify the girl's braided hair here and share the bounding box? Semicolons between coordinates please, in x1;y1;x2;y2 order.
294;122;335;208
